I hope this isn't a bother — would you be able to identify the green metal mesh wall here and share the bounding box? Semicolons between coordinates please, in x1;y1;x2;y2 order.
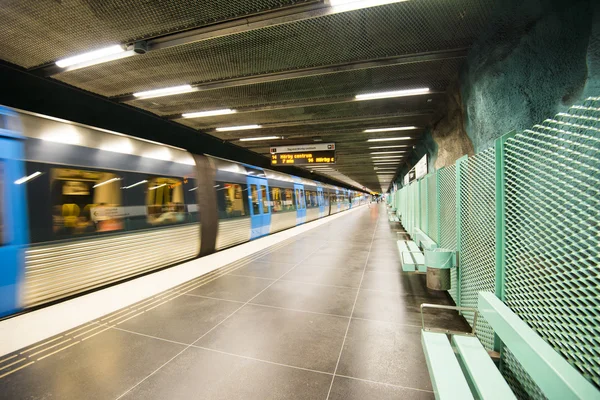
457;147;496;349
420;178;428;233
426;173;438;238
501;97;600;392
438;165;458;303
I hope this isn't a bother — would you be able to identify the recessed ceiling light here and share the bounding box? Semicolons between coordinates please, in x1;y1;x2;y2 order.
368;145;410;149
364;126;417;133
182;109;236;118
370;151;407;155
371;155;404;159
217;125;262;132
367;137;412;142
372;162;401;165
55;45;134;70
134;85;195;99
239;136;280;141
355;87;429;101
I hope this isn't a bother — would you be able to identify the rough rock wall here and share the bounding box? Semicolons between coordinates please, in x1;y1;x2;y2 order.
397;0;599;185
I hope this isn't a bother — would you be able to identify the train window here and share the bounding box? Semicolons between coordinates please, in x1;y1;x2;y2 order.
307;191;318;208
51;168;123;236
261;185;269;213
216;182;248;219
270;187;282;212
284;189;295;211
250;184;259;214
295;189;300;209
146;177;186;225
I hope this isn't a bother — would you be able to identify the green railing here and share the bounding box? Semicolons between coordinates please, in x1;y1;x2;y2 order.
391;97;600;397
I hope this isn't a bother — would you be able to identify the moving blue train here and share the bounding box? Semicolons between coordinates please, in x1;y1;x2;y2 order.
0;106;367;318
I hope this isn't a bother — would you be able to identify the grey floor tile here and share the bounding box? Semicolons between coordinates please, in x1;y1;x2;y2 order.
118;295;240;344
122;346;332;400
251;280;358;316
187;274;273;302
255;251;314;264
196;304;348;372
329;376;434;400
302;253;367;270
227;260;296;279
365;258;401;272
360;270;405;293
337;318;433;391
0;329;184;400
282;265;365;288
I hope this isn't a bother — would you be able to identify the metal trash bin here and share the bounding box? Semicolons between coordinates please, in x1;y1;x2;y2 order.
424;248;455;290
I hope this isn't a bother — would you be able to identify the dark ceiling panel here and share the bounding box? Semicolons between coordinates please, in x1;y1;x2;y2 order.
126;58;462;116
53;0;493;97
0;0;313;68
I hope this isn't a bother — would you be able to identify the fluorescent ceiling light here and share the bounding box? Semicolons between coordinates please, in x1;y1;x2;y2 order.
217;125;262;132
182;109;236;119
239;136;280;141
122;180;147;189
372;156;404;159
93;177;121;188
329;0;408;12
367;137;412;142
370;151;407;155
149;183;167;190
189;187;199;191
15;171;42;185
364;126;416;133
55;45;134;71
133;85;195;99
374;167;396;170
369;146;409;150
356;87;429;101
372;163;400;166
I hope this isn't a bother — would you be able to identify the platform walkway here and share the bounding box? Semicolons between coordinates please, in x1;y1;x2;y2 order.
0;204;468;400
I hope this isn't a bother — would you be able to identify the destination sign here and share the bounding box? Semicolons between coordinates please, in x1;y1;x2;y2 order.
271;150;336;165
270;143;335;154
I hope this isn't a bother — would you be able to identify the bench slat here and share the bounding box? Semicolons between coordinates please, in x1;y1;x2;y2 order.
401;252;415;272
478;292;599;400
453;335;516;400
421;331;474;400
407;241;420;252
397;240;409;253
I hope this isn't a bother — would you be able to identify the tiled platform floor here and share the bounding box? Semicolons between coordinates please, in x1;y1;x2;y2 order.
0;204;469;399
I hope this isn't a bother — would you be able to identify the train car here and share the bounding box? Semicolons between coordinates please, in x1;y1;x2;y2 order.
0;107;364;318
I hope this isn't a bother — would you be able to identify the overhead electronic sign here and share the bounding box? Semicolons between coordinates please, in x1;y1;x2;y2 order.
270;143;335;166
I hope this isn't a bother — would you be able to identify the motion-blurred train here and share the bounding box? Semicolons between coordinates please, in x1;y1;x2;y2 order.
0;106;367;318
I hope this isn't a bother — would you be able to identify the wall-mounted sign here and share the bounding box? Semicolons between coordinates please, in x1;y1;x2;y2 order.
403;154;428;185
270;143;336;165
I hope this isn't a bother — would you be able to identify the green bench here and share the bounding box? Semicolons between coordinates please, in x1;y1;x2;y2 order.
388;213;399;223
397;240;425;272
421;292;599;400
414;227;438;251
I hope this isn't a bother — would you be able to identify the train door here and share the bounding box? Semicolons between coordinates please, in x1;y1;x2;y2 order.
336;188;341;212
294;183;306;224
317;186;325;217
247;176;271;239
0;125;29;317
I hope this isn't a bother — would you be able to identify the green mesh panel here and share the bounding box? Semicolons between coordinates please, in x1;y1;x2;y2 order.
426;173;437;238
438;165;457;303
420;178;428;233
502;97;600;391
501;346;546;400
457;147;496;349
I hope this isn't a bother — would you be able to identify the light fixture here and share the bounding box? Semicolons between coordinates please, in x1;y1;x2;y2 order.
328;0;408;12
93;177;121;188
371;156;404;159
189;187;199;191
367;137;412;142
122;180;148;189
149;183;167;190
133;85;195;100
372;163;401;166
182;109;236;119
238;136;280;141
355;87;430;101
369;145;410;149
217;125;262;132
364;126;417;133
55;45;135;71
370;151;407;155
15;171;42;185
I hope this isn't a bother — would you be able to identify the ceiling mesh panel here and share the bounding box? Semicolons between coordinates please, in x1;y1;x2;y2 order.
127;58;461;115
54;0;493;97
0;0;312;68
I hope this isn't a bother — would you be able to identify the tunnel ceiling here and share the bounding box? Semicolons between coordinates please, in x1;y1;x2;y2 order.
0;0;500;192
